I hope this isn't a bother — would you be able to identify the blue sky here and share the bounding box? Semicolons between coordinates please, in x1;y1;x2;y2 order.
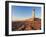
11;5;41;19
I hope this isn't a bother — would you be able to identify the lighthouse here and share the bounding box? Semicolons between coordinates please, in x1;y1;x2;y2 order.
32;8;35;27
32;8;35;21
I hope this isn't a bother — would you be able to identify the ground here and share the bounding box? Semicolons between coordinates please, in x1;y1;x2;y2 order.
12;18;41;31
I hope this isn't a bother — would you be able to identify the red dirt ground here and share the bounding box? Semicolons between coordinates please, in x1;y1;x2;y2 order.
12;18;41;31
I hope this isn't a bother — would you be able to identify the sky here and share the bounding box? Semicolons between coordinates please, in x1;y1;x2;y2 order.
11;5;41;21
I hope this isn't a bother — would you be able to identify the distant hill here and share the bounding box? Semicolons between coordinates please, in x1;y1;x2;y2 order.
25;18;41;21
12;18;41;31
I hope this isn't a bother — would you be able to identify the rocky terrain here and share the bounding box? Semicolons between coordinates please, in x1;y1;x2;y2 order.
12;18;41;31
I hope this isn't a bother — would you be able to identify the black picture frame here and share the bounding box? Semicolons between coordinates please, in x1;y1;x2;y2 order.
5;1;45;36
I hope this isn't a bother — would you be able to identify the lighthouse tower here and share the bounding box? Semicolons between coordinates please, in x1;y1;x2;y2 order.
32;8;35;21
32;8;35;27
